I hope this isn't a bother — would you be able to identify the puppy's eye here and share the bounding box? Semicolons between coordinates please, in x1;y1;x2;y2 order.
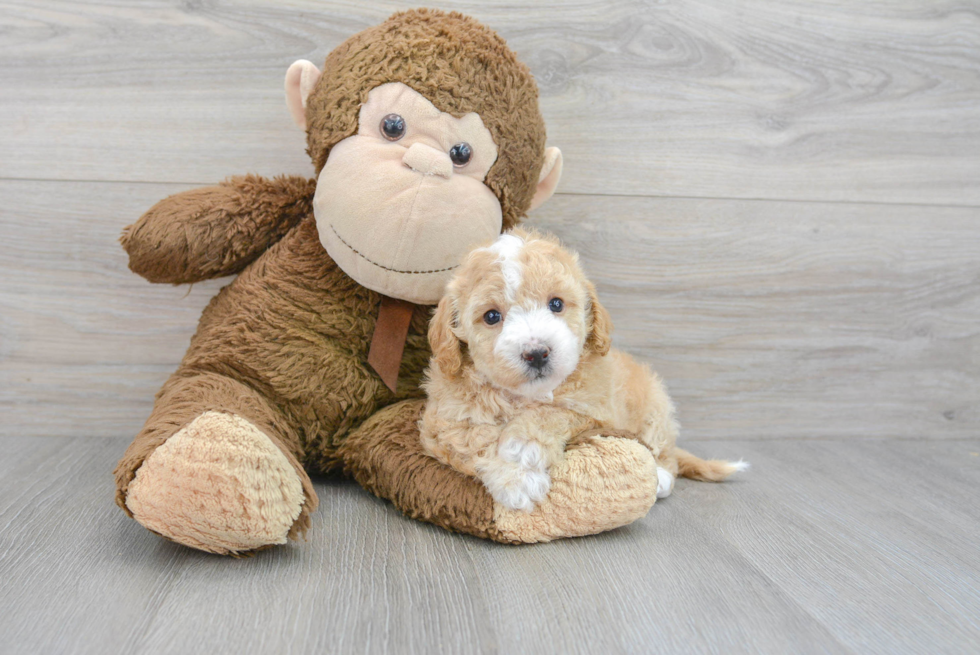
548;298;564;313
380;114;406;141
449;142;472;167
483;309;502;326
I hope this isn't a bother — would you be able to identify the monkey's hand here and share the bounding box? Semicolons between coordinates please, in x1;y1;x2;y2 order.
121;174;316;284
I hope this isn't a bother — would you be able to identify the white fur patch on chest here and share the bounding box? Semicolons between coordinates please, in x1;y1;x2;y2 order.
485;233;524;302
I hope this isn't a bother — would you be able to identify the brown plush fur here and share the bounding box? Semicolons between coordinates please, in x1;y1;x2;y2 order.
116;212;434;536
121;175;316;284
305;9;547;229
114;9;658;553
340;400;496;539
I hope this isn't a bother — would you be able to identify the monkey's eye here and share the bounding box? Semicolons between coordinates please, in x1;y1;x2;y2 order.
449;142;472;167
548;298;564;313
380;114;406;141
483;309;502;326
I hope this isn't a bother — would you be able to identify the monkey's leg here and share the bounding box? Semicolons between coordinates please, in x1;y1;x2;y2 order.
114;371;317;555
340;401;659;543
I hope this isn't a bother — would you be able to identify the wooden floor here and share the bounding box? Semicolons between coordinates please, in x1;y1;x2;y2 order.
1;1;979;653
1;436;978;654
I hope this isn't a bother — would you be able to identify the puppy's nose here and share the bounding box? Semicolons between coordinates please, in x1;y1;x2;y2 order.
402;142;453;179
522;347;550;370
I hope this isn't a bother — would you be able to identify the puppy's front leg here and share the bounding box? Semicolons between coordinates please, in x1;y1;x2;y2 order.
478;437;550;513
480;408;597;512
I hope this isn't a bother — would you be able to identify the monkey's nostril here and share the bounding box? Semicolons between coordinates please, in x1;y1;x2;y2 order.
522;347;550;370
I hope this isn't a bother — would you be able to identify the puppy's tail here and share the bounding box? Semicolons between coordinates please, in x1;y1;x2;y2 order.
675;448;749;482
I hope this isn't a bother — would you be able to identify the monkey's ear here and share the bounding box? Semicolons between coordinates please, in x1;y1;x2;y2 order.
528;147;563;212
284;60;323;130
429;294;464;378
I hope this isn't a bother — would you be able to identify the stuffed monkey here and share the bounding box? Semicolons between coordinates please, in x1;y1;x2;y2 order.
114;9;660;555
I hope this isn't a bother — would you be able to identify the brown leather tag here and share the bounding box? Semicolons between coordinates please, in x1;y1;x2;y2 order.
368;296;416;393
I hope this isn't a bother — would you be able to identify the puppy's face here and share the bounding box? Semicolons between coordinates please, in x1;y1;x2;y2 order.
429;229;612;398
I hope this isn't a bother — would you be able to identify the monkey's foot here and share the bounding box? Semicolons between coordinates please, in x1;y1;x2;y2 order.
125;411;306;555
491;434;658;543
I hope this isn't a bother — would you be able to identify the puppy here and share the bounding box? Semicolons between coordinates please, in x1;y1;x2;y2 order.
420;229;746;511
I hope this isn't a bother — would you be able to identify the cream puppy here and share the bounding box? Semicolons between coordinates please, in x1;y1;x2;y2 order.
420;229;746;511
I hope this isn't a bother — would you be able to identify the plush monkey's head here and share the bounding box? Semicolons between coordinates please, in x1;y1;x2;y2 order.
284;9;562;304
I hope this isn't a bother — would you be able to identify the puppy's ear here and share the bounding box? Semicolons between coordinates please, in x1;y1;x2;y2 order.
429;294;464;378
585;281;613;356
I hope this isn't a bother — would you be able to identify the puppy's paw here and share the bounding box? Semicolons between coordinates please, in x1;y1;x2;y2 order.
498;437;545;468
480;439;551;512
491;467;551;513
656;466;675;499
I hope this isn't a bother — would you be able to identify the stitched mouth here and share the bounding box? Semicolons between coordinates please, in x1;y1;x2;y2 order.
328;223;458;276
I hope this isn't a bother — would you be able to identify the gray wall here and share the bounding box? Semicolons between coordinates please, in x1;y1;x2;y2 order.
1;0;977;439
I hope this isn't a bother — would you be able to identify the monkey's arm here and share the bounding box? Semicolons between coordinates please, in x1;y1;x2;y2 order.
121;174;316;284
341;400;659;543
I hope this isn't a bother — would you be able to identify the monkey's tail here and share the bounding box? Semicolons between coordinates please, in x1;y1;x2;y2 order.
675;448;749;482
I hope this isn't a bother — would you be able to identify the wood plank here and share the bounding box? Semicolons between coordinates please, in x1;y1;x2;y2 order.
2;180;977;439
1;0;978;205
0;179;229;439
464;496;847;654
465;438;980;654
127;484;499;655
3;437;979;653
0;437;193;655
676;438;980;653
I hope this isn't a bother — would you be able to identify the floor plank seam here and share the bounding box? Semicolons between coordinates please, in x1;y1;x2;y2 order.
557;190;980;210
3;177;980;210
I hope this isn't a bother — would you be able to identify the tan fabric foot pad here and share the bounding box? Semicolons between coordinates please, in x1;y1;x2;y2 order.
126;411;306;555
491;435;658;543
